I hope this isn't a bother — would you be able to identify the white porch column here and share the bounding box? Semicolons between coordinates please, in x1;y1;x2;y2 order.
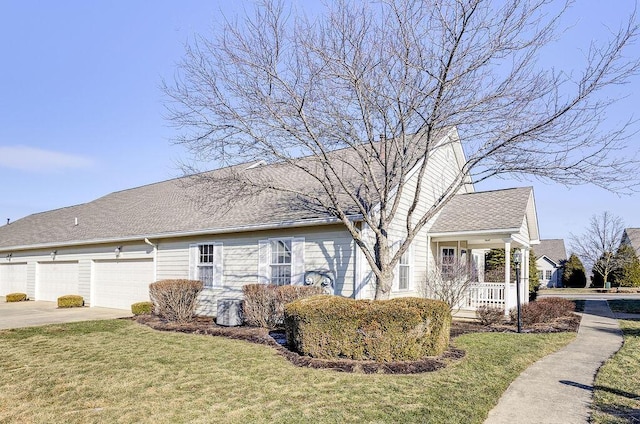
522;248;529;305
504;239;511;315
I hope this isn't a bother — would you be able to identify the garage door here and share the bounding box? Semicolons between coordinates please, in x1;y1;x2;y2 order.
0;263;28;296
36;261;80;302
92;259;153;310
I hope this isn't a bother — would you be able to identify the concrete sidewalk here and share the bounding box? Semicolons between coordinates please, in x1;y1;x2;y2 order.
484;300;623;424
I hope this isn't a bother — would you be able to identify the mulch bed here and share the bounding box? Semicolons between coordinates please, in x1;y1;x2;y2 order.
133;313;580;375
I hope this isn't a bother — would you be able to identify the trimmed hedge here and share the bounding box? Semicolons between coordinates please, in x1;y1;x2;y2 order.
284;296;451;362
5;292;28;302
243;284;325;328
510;297;576;325
57;295;84;308
131;301;153;315
149;279;203;323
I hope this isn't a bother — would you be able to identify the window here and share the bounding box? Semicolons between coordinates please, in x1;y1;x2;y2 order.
189;242;223;288
545;270;552;281
398;250;410;290
270;239;292;286
441;247;456;277
258;237;305;286
198;244;214;287
537;270;543;280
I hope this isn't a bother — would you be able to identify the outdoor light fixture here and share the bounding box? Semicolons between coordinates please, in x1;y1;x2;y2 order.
50;250;57;260
6;253;12;261
513;250;522;333
115;246;122;257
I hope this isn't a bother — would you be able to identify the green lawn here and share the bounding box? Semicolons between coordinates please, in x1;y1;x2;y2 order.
0;319;575;424
592;319;640;423
608;300;640;314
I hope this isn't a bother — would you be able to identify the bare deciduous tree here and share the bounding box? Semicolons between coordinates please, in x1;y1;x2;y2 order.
570;211;625;286
422;255;478;312
164;0;639;299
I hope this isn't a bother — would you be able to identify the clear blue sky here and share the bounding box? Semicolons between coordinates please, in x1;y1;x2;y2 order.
0;1;638;249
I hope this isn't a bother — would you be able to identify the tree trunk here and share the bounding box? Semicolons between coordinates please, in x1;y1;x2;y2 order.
374;236;394;300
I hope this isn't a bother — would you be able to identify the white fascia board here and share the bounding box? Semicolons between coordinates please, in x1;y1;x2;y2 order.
429;228;521;239
0;214;364;253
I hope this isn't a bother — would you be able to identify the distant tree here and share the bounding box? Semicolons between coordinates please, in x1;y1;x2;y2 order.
570;211;625;288
612;244;640;287
529;248;540;300
562;254;587;288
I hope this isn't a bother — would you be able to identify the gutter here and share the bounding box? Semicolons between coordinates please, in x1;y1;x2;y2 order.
144;238;158;281
0;214;364;252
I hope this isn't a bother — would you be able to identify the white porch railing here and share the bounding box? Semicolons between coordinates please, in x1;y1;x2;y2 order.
465;282;506;310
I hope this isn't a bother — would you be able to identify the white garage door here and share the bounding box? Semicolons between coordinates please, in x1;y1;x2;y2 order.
0;263;28;296
37;261;80;302
93;259;153;310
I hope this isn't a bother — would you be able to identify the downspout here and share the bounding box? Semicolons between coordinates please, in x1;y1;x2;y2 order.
144;238;157;282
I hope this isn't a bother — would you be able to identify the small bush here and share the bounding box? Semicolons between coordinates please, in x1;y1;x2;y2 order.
476;305;504;325
57;295;84;308
149;279;203;323
284;296;451;362
131;301;153;315
5;292;28;302
243;284;324;328
510;297;575;325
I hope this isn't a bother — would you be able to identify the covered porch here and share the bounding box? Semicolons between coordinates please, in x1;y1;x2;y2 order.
426;187;540;315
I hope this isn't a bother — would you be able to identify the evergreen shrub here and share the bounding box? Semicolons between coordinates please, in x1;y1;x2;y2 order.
131;301;153;315
5;292;28;302
57;295;84;308
284;296;451;362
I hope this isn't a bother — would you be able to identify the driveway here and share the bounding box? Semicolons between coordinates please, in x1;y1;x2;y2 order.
0;298;131;330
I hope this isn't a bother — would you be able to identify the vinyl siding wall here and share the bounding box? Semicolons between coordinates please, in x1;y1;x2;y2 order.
155;224;355;315
1;224;355;315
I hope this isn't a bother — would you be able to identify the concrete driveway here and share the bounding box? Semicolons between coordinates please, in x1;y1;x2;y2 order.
0;298;131;330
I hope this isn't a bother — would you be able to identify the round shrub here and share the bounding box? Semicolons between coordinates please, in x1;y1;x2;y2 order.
5;292;28;302
149;279;203;323
284;296;451;362
131;301;153;315
243;284;325;328
57;295;84;308
476;305;504;325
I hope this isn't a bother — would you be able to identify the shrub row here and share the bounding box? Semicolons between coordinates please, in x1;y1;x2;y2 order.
242;284;325;328
476;297;577;327
149;279;203;323
511;297;575;325
284;296;451;362
57;295;84;308
5;292;28;302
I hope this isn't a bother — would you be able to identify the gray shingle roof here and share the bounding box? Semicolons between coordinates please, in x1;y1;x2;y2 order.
429;187;534;234
0;160;361;250
622;228;640;254
535;239;567;264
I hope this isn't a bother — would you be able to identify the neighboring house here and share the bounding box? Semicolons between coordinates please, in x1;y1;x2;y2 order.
0;129;540;315
535;239;567;288
620;228;640;255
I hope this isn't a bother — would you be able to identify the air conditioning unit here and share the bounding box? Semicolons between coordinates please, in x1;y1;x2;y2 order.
216;299;243;327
